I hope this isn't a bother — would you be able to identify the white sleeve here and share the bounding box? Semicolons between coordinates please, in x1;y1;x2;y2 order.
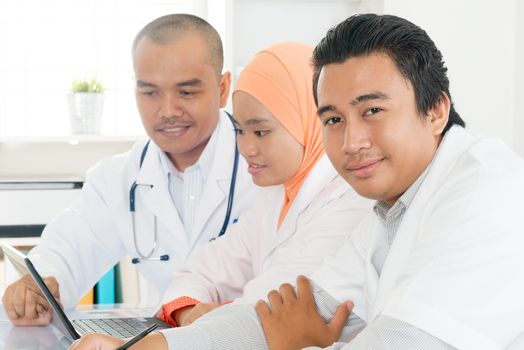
160;281;365;349
159;215;257;304
28;162;126;310
308;316;456;350
310;214;374;323
238;185;372;304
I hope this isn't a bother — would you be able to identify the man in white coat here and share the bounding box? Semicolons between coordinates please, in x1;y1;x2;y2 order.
2;14;255;326
69;13;524;350
255;14;524;350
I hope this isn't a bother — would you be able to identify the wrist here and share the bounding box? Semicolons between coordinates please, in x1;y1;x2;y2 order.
174;305;195;326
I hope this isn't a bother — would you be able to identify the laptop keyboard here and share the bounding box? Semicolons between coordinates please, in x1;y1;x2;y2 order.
73;318;149;338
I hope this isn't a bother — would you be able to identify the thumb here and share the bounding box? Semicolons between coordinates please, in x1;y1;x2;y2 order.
328;301;353;335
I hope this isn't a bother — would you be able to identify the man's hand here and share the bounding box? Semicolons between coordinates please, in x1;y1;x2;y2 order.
256;275;353;350
2;274;60;326
178;302;221;326
69;332;168;350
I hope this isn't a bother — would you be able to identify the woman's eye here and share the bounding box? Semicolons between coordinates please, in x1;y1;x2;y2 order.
234;128;244;135
254;130;269;137
364;107;382;116
324;116;342;126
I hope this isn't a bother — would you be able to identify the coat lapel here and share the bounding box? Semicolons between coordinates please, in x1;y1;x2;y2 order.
134;142;188;248
190;112;235;246
266;156;338;258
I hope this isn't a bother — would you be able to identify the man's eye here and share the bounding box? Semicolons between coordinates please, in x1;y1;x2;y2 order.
364;107;382;116
254;130;269;137
139;90;157;96
324;117;342;125
179;90;195;97
234;128;244;135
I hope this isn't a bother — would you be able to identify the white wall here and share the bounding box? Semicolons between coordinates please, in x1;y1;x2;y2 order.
384;0;521;156
515;0;524;157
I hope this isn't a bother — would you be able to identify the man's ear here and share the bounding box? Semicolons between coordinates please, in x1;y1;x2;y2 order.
428;93;450;136
218;71;232;108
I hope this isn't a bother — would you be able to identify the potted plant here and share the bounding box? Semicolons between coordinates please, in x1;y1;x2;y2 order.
67;77;105;134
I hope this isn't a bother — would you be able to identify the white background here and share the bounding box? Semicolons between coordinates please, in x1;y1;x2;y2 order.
0;0;522;158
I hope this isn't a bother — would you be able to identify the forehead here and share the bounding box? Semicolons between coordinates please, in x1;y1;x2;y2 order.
232;91;277;125
317;53;412;105
133;34;216;80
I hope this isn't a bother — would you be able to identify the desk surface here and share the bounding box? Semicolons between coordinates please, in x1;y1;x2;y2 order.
0;304;155;350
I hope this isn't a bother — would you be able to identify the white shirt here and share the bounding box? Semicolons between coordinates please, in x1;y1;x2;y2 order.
159;121;219;236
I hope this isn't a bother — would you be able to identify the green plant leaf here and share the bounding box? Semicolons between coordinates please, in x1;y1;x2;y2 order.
71;76;105;93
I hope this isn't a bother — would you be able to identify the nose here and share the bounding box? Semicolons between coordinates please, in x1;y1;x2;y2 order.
237;135;259;159
160;93;183;119
341;118;372;154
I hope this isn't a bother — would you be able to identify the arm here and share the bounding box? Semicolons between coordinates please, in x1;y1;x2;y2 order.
160;219;255;305
257;277;455;350
158;212;259;325
28;160;127;310
237;183;371;304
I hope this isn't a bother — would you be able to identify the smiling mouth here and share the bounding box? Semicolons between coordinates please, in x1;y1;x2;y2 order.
248;163;265;175
345;158;384;178
156;124;191;136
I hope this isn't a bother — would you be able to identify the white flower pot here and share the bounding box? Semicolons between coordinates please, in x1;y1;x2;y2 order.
67;92;105;134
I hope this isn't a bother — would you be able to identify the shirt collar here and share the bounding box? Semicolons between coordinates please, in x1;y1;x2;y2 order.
373;157;433;221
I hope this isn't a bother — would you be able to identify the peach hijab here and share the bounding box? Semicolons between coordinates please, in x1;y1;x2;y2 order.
233;42;324;228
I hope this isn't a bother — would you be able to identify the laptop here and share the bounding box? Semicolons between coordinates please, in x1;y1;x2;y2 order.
1;242;170;341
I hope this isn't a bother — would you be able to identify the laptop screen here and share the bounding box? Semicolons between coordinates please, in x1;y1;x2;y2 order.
23;257;81;341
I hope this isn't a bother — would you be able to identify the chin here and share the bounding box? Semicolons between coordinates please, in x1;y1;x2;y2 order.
252;177;280;187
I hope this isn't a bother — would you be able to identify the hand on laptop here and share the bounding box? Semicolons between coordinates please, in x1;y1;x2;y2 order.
2;274;61;326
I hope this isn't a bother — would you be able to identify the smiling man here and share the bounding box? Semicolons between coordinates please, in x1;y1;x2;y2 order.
2;14;256;328
256;13;524;350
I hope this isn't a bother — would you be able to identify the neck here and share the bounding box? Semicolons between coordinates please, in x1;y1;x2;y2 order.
168;137;210;172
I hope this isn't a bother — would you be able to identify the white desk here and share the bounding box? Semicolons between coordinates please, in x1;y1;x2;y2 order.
0;304;156;350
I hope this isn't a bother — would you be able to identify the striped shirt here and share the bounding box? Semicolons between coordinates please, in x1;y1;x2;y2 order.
371;164;431;276
158;120;220;236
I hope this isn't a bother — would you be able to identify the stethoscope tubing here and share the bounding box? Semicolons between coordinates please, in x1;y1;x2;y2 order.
129;113;238;263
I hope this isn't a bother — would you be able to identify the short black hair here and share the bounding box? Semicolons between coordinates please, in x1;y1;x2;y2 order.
132;14;223;77
312;14;465;134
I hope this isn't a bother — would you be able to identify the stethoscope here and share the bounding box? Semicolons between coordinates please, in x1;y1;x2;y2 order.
129;112;239;264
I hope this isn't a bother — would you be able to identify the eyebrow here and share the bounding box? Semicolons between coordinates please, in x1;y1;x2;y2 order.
231;116;271;127
317;105;336;117
349;92;390;106
136;80;156;88
317;92;391;116
135;78;203;88
176;78;202;87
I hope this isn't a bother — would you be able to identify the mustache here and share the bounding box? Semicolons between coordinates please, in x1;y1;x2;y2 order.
154;116;191;130
342;153;385;170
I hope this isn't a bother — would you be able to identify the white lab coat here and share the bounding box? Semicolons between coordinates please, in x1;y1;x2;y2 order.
159;155;373;308
28;111;257;310
312;126;524;350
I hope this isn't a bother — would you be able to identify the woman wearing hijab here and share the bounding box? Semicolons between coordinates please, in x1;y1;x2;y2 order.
70;42;371;350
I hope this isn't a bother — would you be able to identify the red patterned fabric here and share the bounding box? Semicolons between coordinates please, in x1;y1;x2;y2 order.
160;296;200;326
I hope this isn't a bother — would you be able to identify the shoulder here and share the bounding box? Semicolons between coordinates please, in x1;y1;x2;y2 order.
84;139;150;183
